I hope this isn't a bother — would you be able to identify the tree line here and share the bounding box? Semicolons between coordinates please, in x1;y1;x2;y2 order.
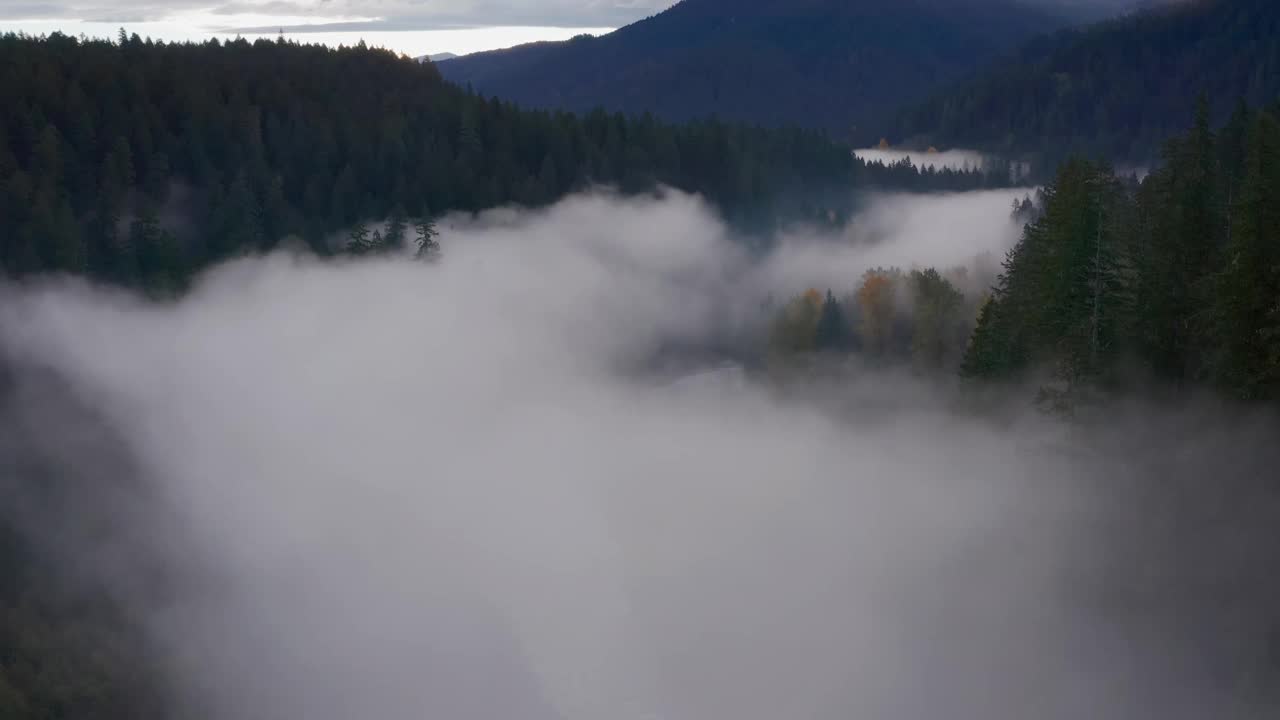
766;265;987;375
893;0;1280;169
769;100;1280;406
0;31;1006;294
963;99;1280;405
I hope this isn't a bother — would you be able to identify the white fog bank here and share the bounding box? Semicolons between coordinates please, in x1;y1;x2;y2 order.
1;189;1276;720
855;148;989;172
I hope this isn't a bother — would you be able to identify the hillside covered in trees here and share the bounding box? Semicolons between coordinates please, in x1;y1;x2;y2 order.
893;0;1280;165
769;101;1280;406
0;31;1010;294
964;99;1280;404
437;0;1063;136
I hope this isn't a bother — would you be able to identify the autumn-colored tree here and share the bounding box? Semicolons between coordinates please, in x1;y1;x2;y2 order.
855;269;900;357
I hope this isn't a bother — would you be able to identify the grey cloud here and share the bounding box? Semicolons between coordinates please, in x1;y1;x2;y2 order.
222;1;668;33
0;0;674;28
0;0;210;21
0;3;65;18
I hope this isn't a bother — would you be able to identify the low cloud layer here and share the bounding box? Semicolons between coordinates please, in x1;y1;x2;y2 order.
854;148;991;173
2;189;1278;720
2;0;1141;30
0;0;672;29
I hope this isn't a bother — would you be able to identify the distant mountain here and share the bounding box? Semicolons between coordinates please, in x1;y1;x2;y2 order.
438;0;1070;137
893;0;1280;163
416;52;459;63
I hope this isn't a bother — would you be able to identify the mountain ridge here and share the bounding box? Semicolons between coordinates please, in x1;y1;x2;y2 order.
891;0;1280;162
438;0;1070;135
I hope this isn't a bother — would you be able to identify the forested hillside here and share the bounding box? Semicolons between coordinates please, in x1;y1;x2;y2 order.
438;0;1061;136
962;99;1280;403
0;32;1005;294
764;101;1280;405
893;0;1280;165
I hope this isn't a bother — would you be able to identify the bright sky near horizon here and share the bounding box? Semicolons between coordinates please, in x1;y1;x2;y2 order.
0;1;675;55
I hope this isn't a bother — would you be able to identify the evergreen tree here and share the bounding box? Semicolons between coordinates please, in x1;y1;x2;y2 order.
1133;98;1222;382
910;268;965;371
385;206;408;250
813;291;851;352
960;159;1134;394
415;216;441;261
1203;110;1280;400
346;223;373;256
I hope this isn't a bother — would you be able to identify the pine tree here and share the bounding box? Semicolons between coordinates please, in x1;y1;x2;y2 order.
415;216;441;261
1134;98;1223;382
961;296;1010;379
960;159;1133;393
346;223;373;255
1204;110;1280;400
385;205;408;250
910;268;965;371
813;291;851;353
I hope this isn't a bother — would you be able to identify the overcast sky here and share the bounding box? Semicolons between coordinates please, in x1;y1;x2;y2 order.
0;0;1138;59
0;0;675;55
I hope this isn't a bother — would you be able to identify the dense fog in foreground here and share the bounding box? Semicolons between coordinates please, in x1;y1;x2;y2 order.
2;189;1279;720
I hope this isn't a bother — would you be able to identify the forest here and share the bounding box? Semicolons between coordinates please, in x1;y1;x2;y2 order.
0;32;1006;294
766;100;1280;405
893;0;1280;166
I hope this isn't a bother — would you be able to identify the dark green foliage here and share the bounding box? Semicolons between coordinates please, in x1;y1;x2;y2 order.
439;0;1061;135
962;103;1280;405
896;0;1280;166
346;223;374;256
0;31;1002;292
1130;99;1221;382
961;159;1135;392
813;291;851;353
1203;110;1280;400
385;206;408;251
910;269;966;371
415;217;441;262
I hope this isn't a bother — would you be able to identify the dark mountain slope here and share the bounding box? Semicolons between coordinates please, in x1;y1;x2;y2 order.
438;0;1065;136
893;0;1280;163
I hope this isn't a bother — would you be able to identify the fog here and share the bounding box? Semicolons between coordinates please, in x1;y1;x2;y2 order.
763;189;1026;295
855;148;989;173
2;189;1278;720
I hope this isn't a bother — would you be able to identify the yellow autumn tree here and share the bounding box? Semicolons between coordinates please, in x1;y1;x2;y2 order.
856;269;899;356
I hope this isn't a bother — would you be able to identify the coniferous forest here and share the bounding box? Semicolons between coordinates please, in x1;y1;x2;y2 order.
893;0;1280;166
765;101;1280;405
0;32;1004;294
